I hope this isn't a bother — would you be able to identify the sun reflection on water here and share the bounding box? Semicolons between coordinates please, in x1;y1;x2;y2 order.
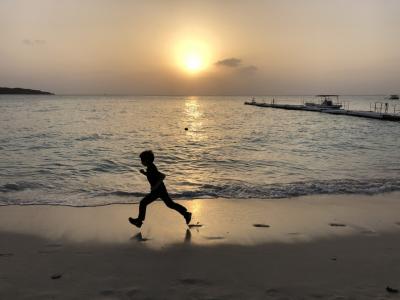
185;96;202;118
183;97;207;142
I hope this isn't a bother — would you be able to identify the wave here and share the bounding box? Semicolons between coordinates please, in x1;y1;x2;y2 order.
1;178;400;206
0;181;45;192
103;177;400;200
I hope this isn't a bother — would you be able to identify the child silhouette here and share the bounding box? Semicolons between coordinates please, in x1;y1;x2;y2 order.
129;150;192;228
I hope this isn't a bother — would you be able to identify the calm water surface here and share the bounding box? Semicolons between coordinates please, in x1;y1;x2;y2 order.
0;95;399;206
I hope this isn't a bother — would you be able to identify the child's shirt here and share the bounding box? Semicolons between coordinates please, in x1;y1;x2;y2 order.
146;163;164;188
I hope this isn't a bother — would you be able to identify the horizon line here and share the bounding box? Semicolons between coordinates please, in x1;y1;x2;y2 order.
45;93;389;97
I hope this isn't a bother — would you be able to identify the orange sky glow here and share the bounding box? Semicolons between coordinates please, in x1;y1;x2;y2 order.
0;0;399;95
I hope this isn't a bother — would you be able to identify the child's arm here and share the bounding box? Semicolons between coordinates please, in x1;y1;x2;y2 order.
140;169;147;175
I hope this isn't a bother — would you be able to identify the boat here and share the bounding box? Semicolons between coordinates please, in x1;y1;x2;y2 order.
305;95;342;109
387;95;399;100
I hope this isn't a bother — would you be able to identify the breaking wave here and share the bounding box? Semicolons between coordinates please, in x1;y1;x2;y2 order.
1;178;400;207
97;177;400;201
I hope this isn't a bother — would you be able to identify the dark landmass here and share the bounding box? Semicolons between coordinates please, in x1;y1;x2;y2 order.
0;87;54;95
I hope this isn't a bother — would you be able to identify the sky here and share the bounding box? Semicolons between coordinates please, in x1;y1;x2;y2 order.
1;0;400;95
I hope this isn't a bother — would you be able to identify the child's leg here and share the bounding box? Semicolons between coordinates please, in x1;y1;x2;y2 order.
159;188;187;216
137;192;158;221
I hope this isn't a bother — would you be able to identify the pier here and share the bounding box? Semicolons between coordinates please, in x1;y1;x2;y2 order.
244;96;400;122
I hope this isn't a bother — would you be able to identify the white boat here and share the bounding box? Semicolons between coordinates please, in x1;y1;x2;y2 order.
305;95;342;109
387;95;399;100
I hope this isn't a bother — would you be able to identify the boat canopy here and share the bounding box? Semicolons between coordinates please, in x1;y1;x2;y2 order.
316;95;339;102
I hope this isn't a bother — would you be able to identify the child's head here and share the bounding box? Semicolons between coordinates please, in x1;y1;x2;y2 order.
139;150;154;166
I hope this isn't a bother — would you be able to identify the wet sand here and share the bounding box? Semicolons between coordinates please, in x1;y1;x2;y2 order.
1;192;400;299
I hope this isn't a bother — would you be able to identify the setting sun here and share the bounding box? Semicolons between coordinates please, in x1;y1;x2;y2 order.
184;53;203;72
172;39;212;74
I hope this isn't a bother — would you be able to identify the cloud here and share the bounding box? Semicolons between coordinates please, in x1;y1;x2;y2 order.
215;57;242;68
239;65;258;74
215;58;258;74
22;39;46;46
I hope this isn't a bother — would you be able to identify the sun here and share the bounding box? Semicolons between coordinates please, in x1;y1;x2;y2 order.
172;39;211;75
184;53;203;73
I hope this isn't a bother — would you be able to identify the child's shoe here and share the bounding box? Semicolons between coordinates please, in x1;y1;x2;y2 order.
184;212;192;225
129;217;143;228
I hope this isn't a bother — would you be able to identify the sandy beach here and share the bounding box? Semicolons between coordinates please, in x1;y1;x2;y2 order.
1;192;400;299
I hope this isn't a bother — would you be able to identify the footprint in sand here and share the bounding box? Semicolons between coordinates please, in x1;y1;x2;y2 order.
265;288;280;295
0;253;13;257
329;223;347;227
386;286;399;294
51;273;63;280
189;223;203;229
204;236;225;240
253;224;270;228
179;278;211;286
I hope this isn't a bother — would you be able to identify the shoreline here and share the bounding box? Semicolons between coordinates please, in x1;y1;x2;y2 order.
2;187;400;208
1;192;400;299
1;192;400;247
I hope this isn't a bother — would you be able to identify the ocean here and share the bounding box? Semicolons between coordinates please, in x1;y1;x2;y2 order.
0;95;399;206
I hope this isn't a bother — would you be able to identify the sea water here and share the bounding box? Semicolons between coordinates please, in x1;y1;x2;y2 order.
0;95;399;206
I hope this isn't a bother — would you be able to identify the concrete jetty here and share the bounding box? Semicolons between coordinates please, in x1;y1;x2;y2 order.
244;100;400;122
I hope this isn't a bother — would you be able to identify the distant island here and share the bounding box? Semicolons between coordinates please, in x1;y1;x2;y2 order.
0;87;54;95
